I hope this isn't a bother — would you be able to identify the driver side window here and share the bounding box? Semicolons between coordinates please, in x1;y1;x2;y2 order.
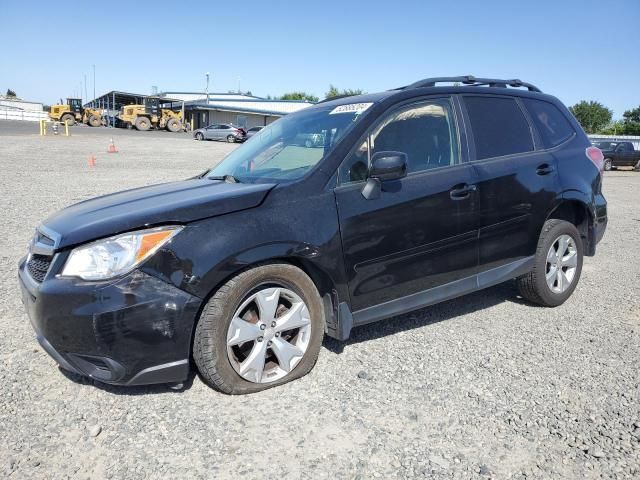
338;99;459;184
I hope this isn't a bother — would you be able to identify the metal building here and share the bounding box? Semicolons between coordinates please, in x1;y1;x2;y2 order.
159;91;314;129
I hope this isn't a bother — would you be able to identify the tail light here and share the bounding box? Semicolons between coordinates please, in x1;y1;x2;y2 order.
586;146;604;172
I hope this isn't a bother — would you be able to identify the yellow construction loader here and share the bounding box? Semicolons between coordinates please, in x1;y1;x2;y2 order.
49;98;104;127
116;97;184;132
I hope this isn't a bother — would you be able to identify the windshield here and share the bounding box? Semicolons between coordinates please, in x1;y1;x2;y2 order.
206;103;372;182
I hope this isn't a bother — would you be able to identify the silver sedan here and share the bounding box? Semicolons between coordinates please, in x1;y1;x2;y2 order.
194;124;246;143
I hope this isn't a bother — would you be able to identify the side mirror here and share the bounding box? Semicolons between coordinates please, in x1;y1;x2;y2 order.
369;151;408;181
361;151;408;200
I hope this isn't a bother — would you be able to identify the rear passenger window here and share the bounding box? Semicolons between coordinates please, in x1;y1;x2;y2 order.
464;96;533;160
523;98;575;148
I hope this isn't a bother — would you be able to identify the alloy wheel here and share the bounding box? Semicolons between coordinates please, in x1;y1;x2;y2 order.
545;234;578;294
226;287;311;383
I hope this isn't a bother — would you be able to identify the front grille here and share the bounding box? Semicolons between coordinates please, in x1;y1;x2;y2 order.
27;254;52;283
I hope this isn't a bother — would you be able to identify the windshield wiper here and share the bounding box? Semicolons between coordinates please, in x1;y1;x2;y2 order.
208;174;241;183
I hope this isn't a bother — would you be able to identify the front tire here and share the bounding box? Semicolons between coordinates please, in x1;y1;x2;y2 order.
134;116;151;131
517;219;583;307
193;263;325;394
195;132;204;141
603;158;613;171
227;134;236;143
61;113;75;126
88;115;101;127
166;118;181;132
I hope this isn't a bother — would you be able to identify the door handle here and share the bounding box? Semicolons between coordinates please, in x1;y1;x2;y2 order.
450;183;477;200
536;163;554;175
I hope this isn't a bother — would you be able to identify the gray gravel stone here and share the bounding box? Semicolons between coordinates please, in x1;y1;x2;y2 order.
429;455;450;469
588;446;605;458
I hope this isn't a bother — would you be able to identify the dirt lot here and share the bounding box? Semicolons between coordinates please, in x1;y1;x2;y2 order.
0;120;638;479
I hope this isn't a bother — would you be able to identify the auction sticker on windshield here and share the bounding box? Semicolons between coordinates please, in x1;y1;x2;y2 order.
329;103;373;115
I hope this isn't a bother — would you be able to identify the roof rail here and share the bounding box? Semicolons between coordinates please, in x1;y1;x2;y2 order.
403;75;542;93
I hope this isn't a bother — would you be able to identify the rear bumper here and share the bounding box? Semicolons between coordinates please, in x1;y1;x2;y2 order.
19;259;201;386
587;193;607;255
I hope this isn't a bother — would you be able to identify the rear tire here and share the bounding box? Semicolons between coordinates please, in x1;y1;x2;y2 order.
135;116;151;131
166;118;181;132
603;158;612;171
193;263;325;394
88;115;101;127
61;114;75;126
516;219;583;307
226;134;236;143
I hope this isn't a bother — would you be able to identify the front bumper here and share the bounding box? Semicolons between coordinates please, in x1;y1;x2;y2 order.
19;259;202;386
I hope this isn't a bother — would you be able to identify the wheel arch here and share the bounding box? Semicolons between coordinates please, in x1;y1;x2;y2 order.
546;195;595;256
188;248;348;356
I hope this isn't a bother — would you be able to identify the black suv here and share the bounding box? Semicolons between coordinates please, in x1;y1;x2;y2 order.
19;76;608;394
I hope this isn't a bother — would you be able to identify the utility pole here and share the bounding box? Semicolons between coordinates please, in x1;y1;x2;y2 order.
238;76;241;94
84;74;88;104
92;64;96;101
205;72;210;103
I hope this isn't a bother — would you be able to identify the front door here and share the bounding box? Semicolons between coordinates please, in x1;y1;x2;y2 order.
334;98;478;312
616;142;640;167
205;124;219;140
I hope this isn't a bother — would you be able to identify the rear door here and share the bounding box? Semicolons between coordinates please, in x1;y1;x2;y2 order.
335;97;479;312
217;125;232;140
461;95;560;270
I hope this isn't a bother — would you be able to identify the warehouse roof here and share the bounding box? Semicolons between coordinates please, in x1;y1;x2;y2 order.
184;99;313;117
160;91;264;101
86;91;182;109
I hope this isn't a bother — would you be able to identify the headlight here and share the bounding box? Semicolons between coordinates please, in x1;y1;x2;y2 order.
61;226;183;281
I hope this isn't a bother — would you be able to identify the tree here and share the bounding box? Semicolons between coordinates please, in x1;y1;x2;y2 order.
598;120;625;135
6;88;16;97
325;84;364;100
623;106;640;123
569;101;612;134
621;106;640;135
279;92;319;102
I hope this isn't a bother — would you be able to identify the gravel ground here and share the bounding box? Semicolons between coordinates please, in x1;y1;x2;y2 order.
0;120;639;479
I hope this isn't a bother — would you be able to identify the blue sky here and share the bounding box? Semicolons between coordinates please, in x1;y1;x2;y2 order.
2;0;639;117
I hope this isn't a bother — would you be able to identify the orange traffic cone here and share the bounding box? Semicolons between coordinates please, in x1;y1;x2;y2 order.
107;138;118;153
88;155;96;167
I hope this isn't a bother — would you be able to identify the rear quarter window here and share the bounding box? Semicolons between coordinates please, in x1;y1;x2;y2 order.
464;96;534;160
523;98;575;148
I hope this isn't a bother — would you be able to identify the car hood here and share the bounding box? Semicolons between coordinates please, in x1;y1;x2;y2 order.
41;179;275;249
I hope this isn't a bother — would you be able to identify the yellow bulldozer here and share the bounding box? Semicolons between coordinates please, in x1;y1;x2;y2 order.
117;97;184;132
49;98;104;127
